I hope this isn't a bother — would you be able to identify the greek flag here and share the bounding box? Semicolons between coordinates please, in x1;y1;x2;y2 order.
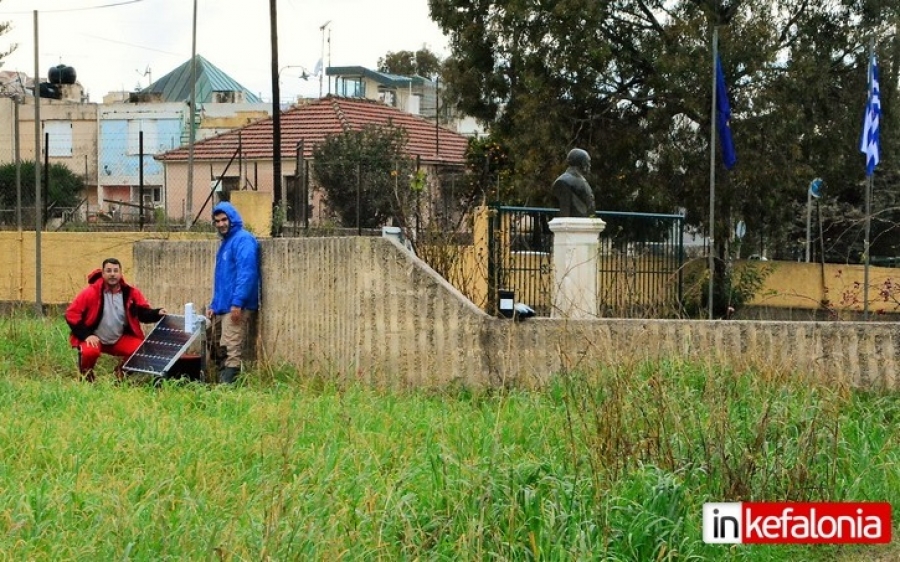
860;53;880;176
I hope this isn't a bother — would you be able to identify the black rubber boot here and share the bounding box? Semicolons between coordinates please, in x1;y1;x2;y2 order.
219;367;240;384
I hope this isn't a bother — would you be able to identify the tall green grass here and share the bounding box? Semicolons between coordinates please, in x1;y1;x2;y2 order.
0;313;896;560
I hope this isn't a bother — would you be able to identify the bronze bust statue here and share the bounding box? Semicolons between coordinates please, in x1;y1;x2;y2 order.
552;148;596;218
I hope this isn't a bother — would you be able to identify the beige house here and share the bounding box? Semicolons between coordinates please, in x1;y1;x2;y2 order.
155;95;470;225
0;93;99;225
0;75;94;169
0;94;98;172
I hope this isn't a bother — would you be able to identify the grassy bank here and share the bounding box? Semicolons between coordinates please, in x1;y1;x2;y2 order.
0;314;896;560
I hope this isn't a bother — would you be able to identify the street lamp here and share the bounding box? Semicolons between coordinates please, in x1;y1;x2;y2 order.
279;65;310;81
278;65;310;103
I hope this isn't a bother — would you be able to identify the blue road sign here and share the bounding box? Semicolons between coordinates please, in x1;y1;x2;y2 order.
809;178;824;198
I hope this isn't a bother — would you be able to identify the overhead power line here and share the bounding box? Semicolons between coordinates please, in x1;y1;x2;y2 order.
0;0;145;15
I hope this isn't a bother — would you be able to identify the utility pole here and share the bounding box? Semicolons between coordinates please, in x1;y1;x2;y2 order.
33;10;43;315
186;0;197;228
270;0;283;234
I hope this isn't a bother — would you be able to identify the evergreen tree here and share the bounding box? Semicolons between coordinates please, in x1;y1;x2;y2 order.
312;125;417;229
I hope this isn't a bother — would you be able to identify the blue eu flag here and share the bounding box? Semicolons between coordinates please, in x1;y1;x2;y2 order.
716;55;737;170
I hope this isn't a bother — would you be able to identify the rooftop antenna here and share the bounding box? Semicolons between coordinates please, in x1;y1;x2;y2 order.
319;20;331;97
135;65;151;89
327;24;332;95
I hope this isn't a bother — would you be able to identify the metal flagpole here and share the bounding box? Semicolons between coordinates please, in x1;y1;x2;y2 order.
864;175;872;319
708;27;718;320
863;41;875;320
805;188;812;262
806;178;822;262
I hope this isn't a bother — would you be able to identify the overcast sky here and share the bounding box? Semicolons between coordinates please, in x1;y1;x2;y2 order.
0;0;450;103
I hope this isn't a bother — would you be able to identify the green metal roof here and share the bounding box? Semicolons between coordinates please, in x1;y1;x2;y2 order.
140;55;261;103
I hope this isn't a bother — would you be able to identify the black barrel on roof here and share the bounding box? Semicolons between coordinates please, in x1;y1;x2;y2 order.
48;64;77;85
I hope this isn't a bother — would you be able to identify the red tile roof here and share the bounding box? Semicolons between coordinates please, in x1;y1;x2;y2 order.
157;95;469;165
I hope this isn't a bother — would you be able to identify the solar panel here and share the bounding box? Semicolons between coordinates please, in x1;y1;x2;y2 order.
123;314;206;378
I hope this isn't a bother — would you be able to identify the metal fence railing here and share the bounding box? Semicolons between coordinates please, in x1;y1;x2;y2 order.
487;205;685;318
595;210;685;318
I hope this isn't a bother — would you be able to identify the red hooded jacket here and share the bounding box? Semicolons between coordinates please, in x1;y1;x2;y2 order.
65;268;163;347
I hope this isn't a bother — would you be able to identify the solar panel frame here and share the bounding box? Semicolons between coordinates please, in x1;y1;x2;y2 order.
123;314;206;378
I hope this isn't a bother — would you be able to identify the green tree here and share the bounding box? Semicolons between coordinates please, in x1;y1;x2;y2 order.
377;47;443;77
430;0;900;264
0;9;17;63
312;125;417;229
430;0;900;316
464;134;514;203
0;161;84;210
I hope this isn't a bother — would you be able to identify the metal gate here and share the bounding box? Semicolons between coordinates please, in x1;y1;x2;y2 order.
488;205;684;318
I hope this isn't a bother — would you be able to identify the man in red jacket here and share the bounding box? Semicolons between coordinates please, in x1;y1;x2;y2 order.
65;258;166;382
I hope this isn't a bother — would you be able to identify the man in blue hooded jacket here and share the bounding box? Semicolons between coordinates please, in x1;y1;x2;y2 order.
206;201;260;383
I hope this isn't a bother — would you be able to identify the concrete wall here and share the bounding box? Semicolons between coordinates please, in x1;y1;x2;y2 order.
133;237;900;390
0;231;216;304
745;260;900;314
2;229;897;389
134;237;489;387
229;190;272;238
5;226;900;318
0;195;264;305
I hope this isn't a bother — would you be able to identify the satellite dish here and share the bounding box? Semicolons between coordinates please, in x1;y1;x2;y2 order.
809;177;824;198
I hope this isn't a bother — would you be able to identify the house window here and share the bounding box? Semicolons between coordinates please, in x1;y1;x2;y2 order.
219;176;240;191
134;186;162;204
127;120;159;155
377;89;396;107
213;91;243;103
336;77;365;98
44;121;73;157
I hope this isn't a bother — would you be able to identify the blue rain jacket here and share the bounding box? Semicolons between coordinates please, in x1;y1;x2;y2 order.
210;202;260;314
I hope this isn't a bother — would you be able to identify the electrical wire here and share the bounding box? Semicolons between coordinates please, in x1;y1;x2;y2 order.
0;0;145;15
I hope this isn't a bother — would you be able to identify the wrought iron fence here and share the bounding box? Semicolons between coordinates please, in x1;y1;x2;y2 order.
488;205;685;318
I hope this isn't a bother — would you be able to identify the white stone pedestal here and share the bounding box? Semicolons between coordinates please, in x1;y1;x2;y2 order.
548;217;606;319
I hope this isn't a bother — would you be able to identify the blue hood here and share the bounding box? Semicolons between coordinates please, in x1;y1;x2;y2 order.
212;201;244;238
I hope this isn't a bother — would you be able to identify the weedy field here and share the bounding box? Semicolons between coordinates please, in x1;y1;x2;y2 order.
0;312;897;560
